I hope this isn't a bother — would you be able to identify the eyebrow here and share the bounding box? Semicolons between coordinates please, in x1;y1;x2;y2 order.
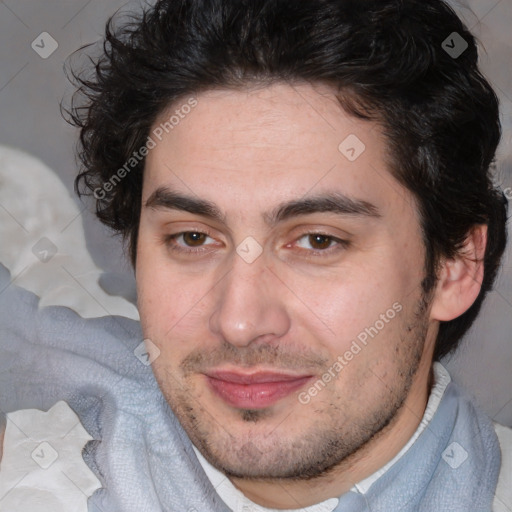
144;186;381;225
265;192;381;225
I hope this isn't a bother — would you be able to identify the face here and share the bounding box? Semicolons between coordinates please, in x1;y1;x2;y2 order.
136;82;434;481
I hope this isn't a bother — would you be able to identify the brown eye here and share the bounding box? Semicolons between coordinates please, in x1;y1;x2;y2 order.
163;230;219;256
182;232;208;246
307;234;334;250
293;232;349;256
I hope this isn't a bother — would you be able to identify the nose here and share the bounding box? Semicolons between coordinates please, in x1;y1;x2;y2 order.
208;254;291;348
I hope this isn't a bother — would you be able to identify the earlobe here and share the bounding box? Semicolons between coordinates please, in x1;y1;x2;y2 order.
429;225;488;322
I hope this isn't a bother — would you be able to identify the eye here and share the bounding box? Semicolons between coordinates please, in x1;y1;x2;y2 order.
292;233;349;255
296;234;336;250
164;231;218;253
177;232;211;247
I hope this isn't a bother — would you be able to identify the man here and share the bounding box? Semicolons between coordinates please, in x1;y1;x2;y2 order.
0;0;510;511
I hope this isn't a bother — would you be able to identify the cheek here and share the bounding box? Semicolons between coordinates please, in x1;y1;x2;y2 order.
137;271;202;335
136;244;217;353
136;240;179;335
286;262;409;349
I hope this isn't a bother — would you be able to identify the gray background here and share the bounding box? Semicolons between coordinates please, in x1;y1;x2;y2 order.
0;0;511;426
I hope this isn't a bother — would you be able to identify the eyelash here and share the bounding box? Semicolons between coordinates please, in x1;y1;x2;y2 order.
162;230;349;258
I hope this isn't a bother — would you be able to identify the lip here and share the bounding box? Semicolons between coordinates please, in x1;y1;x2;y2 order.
204;369;313;409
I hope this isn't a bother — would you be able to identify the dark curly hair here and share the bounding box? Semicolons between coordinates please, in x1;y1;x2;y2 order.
68;0;508;360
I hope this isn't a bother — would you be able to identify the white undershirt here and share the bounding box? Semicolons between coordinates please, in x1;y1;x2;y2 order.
192;362;451;512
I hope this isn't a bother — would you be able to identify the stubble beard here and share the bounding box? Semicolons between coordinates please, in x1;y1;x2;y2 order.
155;295;430;482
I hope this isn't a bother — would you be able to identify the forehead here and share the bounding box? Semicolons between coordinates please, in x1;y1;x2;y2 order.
143;82;413;221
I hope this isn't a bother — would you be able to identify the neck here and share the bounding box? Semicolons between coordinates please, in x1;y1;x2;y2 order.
229;359;434;509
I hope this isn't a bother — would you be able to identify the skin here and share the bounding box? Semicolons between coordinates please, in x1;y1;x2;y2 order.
136;82;485;509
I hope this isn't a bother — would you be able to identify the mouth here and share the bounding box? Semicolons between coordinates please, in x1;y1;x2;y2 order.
204;369;313;409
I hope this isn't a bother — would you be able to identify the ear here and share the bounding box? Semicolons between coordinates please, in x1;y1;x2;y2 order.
429;225;488;322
